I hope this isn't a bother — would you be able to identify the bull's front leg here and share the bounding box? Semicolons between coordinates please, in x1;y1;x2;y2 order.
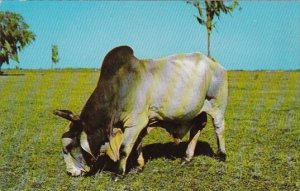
134;128;148;171
136;144;145;171
126;127;148;172
114;115;148;179
128;142;145;172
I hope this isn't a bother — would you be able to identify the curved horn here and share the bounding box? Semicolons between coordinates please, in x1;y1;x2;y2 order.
53;109;80;122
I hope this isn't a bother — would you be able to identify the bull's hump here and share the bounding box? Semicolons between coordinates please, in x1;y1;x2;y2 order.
100;46;136;79
105;46;134;59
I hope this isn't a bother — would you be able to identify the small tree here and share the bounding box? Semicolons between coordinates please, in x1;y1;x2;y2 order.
187;0;239;58
0;11;36;74
51;45;59;69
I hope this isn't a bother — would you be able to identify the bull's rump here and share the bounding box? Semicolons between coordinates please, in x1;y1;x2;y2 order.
118;52;222;121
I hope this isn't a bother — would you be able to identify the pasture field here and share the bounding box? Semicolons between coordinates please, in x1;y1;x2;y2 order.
0;69;299;190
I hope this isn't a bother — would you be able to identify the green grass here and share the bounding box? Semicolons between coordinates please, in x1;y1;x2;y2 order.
0;70;299;190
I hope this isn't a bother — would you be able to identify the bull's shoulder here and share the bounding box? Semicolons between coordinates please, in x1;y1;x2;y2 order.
100;46;138;80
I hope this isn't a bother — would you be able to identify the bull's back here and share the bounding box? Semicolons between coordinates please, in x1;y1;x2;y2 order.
135;53;216;121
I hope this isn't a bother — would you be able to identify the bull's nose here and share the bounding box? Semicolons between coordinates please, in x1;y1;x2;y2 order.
67;171;82;177
67;166;91;177
67;168;85;177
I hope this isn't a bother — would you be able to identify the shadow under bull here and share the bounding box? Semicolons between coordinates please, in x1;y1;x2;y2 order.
87;141;214;176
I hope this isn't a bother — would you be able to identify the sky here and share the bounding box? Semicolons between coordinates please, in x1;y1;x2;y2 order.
0;1;299;70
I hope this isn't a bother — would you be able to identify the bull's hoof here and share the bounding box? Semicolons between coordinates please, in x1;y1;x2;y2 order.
112;173;125;182
215;152;226;162
180;157;192;166
133;165;145;173
129;167;143;174
67;171;83;177
66;168;85;177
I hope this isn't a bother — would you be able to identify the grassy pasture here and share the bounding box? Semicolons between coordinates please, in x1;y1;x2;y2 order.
0;70;299;190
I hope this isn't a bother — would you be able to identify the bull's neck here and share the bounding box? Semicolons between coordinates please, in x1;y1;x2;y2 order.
79;80;116;134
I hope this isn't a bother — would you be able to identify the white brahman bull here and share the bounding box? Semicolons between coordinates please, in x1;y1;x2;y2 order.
54;45;228;177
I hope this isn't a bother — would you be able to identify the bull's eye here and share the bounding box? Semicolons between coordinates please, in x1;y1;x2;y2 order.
62;138;74;153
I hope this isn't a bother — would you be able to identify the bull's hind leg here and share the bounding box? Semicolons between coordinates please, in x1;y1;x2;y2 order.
183;112;207;164
212;114;226;161
205;99;227;161
205;71;228;161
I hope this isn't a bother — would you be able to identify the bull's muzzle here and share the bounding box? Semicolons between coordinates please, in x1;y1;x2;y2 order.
66;165;90;176
63;152;91;176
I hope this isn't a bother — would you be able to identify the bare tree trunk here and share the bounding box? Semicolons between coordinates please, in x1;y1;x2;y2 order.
0;64;3;75
207;30;211;58
206;3;212;58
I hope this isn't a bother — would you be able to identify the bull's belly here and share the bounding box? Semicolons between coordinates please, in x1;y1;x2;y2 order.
148;94;206;121
147;94;207;142
148;109;207;144
148;80;207;121
148;120;193;143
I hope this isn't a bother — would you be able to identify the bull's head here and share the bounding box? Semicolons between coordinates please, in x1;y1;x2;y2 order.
53;109;91;176
54;109;124;176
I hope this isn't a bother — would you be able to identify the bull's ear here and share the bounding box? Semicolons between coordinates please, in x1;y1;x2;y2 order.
106;128;123;162
53;109;80;122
